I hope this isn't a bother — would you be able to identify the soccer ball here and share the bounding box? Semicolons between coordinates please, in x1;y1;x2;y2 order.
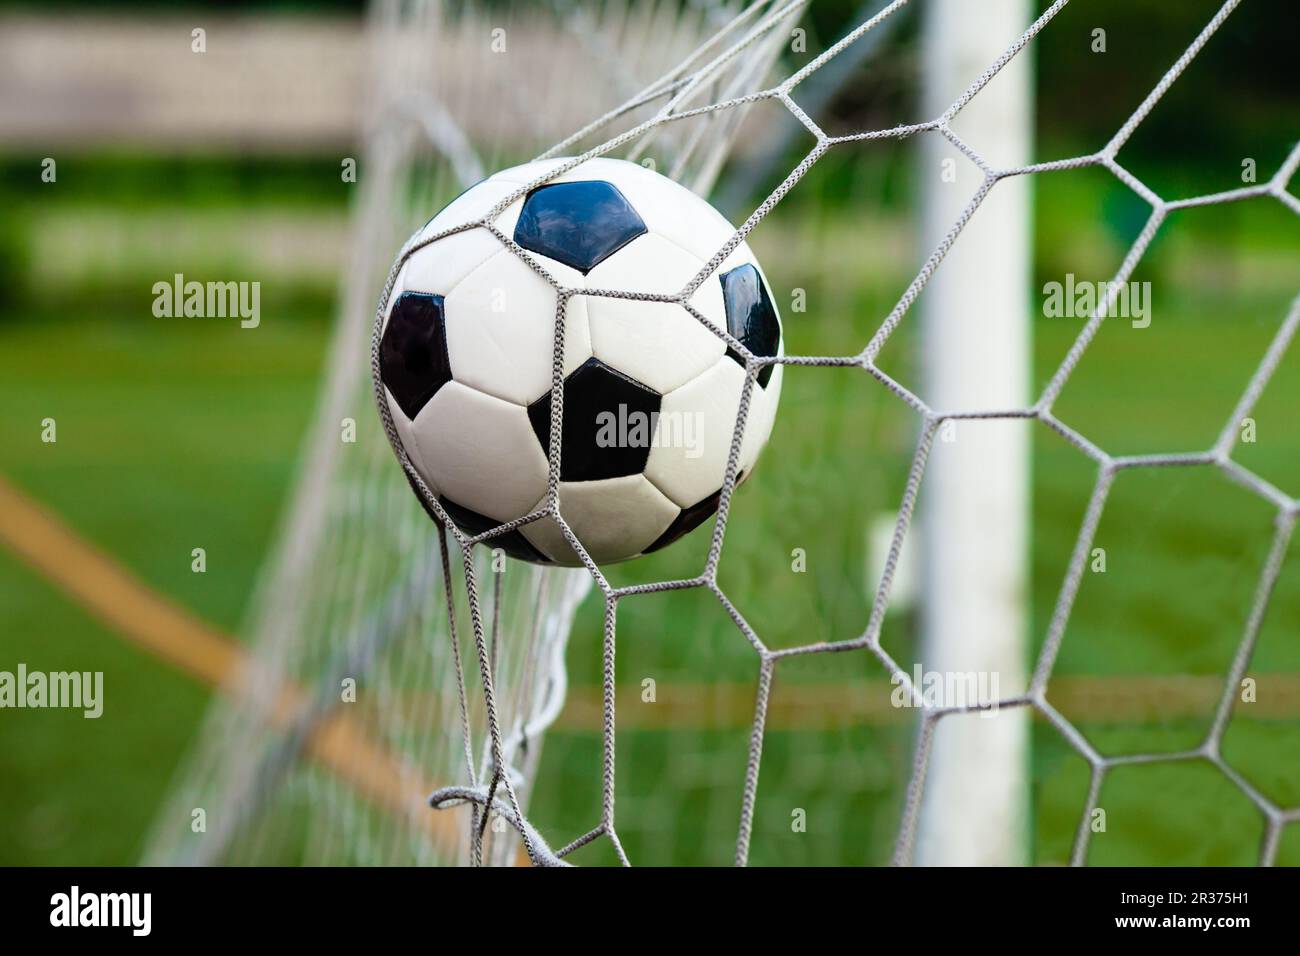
375;157;783;566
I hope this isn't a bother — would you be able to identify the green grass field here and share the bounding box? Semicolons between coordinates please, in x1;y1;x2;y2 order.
0;312;328;865
1;150;1297;866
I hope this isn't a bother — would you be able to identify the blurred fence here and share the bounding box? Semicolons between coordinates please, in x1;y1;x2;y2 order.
0;11;730;154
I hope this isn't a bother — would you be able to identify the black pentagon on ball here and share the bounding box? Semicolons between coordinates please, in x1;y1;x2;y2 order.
527;357;661;482
438;495;552;564
720;263;780;388
379;291;453;419
513;180;647;274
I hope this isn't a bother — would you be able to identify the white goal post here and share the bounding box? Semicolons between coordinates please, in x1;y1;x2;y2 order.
914;0;1032;867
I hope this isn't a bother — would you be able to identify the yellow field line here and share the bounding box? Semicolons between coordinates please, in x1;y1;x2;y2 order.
0;474;463;860
8;469;1296;738
0;477;241;686
553;672;1300;731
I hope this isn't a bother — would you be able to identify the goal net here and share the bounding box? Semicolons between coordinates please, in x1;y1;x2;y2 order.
149;0;1300;866
144;0;790;867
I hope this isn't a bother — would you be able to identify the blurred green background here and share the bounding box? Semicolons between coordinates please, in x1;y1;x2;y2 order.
0;0;1297;866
